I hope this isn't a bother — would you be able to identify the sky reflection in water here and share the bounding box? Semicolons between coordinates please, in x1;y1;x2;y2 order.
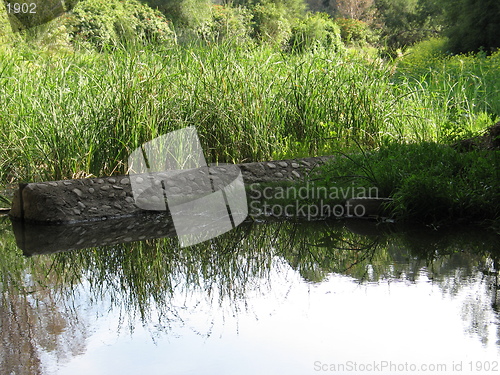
1;217;499;375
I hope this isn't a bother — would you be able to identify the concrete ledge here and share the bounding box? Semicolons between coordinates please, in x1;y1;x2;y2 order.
9;156;335;223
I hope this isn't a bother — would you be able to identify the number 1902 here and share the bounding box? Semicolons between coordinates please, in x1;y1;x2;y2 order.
6;2;37;14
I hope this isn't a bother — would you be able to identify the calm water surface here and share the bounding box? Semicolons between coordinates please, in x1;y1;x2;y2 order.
1;216;499;375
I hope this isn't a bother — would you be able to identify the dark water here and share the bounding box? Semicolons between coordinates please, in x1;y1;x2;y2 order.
1;215;499;375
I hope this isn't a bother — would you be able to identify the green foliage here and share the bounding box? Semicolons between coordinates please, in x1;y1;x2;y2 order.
250;1;291;45
288;12;343;53
397;37;447;71
395;49;500;130
202;4;253;45
442;0;500;54
1;33;499;196
374;0;444;53
334;17;372;46
141;0;213;29
0;44;417;182
232;0;307;17
321;142;500;224
68;0;175;50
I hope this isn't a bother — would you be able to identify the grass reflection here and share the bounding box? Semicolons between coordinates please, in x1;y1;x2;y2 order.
37;219;500;316
1;216;499;370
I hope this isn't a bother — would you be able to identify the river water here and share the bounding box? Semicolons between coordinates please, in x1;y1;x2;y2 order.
1;216;499;375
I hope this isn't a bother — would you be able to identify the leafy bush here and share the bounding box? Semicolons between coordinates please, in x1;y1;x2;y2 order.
397;37;448;73
334;18;372;46
68;0;175;50
201;4;253;45
142;0;213;29
288;13;343;53
251;1;291;46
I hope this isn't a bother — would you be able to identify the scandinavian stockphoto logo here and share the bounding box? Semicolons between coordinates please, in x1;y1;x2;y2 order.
127;127;248;247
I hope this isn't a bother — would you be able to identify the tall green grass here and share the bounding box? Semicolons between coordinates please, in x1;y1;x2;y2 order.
396;43;500;142
1;42;499;185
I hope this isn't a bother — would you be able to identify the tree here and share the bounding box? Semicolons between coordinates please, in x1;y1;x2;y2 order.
288;12;343;52
227;0;308;45
443;0;500;54
374;0;444;52
335;0;374;21
69;0;175;50
251;1;292;44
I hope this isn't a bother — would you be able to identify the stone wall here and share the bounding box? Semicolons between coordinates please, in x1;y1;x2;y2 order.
10;156;335;223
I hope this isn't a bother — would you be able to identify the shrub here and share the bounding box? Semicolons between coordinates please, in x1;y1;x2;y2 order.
201;4;253;45
397;37;448;73
288;13;343;53
68;0;176;50
142;0;213;29
251;1;291;46
334;18;372;46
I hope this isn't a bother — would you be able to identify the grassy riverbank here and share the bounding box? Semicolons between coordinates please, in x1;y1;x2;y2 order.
0;41;499;226
1;43;498;180
317;142;499;229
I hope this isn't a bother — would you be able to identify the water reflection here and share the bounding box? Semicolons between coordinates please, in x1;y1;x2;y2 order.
1;216;499;374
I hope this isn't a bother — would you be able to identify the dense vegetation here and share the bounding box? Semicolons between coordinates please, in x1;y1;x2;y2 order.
0;0;498;227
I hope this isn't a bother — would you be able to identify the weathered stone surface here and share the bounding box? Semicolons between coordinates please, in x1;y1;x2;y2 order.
72;188;83;197
9;155;336;223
